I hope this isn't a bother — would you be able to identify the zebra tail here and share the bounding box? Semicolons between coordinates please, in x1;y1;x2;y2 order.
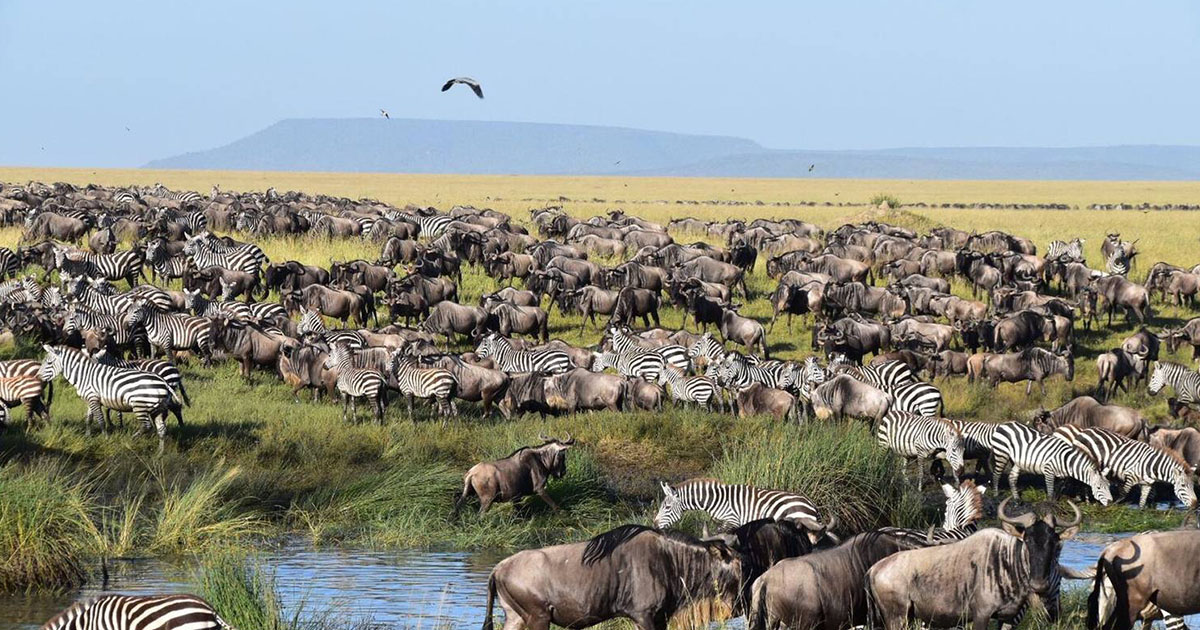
45;380;53;406
213;611;240;630
178;379;192;407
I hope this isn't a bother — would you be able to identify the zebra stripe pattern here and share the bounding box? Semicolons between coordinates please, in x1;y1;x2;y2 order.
40;594;235;630
591;349;664;381
474;334;572;374
39;345;180;443
126;300;214;362
408;213;453;239
0;374;50;426
654;478;829;533
889;380;944;416
946;418;998;468
152;184;204;205
1054;426;1196;508
88;349;191;407
297;309;365;348
882;480;987;545
657;365;720;411
606;327;689;371
185;289;254;320
324;344;388;423
388;351;457;417
1106;244;1130;276
713;352;791;390
875;410;965;488
64;304;141;350
1149;360;1200;404
52;248;144;285
687;332;727;369
991;422;1113;504
829;355;918;390
183;232;268;275
1045;238;1084;262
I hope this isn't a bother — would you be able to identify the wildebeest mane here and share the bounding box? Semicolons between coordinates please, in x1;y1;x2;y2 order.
582;524;654;565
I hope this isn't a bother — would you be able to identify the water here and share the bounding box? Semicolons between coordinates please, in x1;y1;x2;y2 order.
2;537;1196;629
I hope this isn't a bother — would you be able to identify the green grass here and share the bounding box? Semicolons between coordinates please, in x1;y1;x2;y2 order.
2;169;1200;595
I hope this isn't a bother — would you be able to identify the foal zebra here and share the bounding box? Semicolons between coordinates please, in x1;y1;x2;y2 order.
323;344;389;424
654;478;833;542
1054;426;1197;508
656;365;721;411
388;350;458;419
474;334;572;374
40;594;235;630
991;422;1113;504
1149;360;1200;405
875;410;966;489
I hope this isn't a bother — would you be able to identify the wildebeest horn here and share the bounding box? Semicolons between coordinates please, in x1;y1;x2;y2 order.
562;431;574;445
925;525;937;545
1054;500;1082;529
997;497;1037;528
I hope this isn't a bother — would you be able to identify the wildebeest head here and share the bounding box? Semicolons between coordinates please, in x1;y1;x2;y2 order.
997;498;1080;595
534;433;575;479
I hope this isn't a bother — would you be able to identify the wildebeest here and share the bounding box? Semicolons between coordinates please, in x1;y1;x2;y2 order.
456;434;574;515
1032;396;1148;441
1092;274;1151;327
1087;530;1200;630
264;260;330;292
817;316;891;363
869;499;1081;630
482;524;747;630
718;306;769;358
482;300;550;342
212;317;296;379
608;286;661;329
421;301;489;346
672;256;750;299
982;347;1074;395
1094;348;1142;401
543;368;626;414
810;374;893;422
735;383;795;421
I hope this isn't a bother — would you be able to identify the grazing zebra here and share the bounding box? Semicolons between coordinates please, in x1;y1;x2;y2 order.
1045;238;1085;262
1106;244;1130;277
40;594;235;630
829;354;918;390
323;344;389;424
0;374;50;427
388;350;458;419
88;348;191;407
296;308;365;348
39;345;181;446
52;247;145;287
184;288;254;320
606;327;689;372
125;299;215;364
183;232;268;275
657;364;721;411
591;349;664;382
1149;360;1200;405
713;351;791;390
1054;426;1197;508
654;478;833;541
883;480;987;545
889;379;944;416
946;418;998;474
875;410;966;488
990;422;1113;504
474;334;573;374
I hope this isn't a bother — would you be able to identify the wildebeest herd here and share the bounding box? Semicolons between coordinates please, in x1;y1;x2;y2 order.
5;179;1200;629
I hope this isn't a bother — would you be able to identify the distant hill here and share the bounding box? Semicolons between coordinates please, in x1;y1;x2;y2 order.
146;118;1200;180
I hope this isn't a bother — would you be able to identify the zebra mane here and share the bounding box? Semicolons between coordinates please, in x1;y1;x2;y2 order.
1160;444;1194;472
41;596;100;628
952;480;985;525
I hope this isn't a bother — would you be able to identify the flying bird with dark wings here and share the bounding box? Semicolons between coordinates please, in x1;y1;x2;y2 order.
380;109;390;119
808;164;815;172
442;77;484;99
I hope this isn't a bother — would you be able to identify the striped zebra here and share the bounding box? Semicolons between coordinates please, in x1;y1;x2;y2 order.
1106;244;1131;277
883;480;987;545
875;410;966;488
606;327;689;372
125;283;179;312
0;246;21;279
712;351;792;390
388;350;458;418
946;418;998;474
1054;426;1196;508
152;184;204;205
687;332;727;370
474;334;572;373
406;212;453;239
185;288;254;320
654;478;833;540
40;594;235;630
591;349;664;381
0;374;50;427
657;364;721;411
88;348;191;407
64;304;142;352
1045;238;1085;262
146;239;190;283
52;247;145;287
297;308;365;348
890;379;944;416
65;275;134;315
991;422;1113;504
113;189;138;206
183;232;268;275
247;301;288;323
829;354;918;390
39;345;182;446
778;356;827;418
1149;360;1200;405
125;300;215;364
323;344;389;424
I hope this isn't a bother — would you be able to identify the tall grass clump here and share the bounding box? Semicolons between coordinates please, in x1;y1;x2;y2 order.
0;460;101;591
198;554;374;630
149;465;267;553
869;193;902;208
711;422;924;531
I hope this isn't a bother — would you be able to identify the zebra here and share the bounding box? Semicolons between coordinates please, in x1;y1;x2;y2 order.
113;189;138;206
605;327;689;372
388;350;458;419
883;479;987;545
1106;243;1130;277
152;184;203;205
687;332;727;370
407;212;453;239
87;348;191;407
474;334;572;374
875;410;966;489
1149;360;1200;405
946;418;999;475
829;354;918;390
52;247;145;287
183;232;268;275
889;379;944;416
0;246;20;279
146;239;190;283
40;594;236;630
591;349;664;382
125;299;215;364
1054;426;1196;508
323;343;389;424
297;308;365;348
184;288;254;320
656;364;721;411
654;478;833;542
65;275;134;315
713;351;791;391
778;356;827;418
1045;238;1085;263
64;304;142;352
990;422;1113;504
0;374;50;427
39;345;182;447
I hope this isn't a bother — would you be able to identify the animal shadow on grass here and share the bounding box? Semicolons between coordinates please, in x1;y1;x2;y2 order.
175;419;262;449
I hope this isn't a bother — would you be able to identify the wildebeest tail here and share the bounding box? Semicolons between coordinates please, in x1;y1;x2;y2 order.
747;577;769;630
453;474;474;517
481;573;497;630
1087;557;1118;630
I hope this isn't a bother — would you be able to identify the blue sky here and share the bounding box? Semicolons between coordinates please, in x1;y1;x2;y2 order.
2;1;1199;167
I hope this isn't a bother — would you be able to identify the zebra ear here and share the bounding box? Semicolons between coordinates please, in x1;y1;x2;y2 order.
660;480;675;497
42;344;53;354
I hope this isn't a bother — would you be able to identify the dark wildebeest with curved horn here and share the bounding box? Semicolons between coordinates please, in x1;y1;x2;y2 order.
868;498;1085;630
482;524;748;630
455;434;575;515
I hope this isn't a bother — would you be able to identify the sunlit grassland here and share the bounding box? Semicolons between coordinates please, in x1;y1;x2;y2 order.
1;167;1199;593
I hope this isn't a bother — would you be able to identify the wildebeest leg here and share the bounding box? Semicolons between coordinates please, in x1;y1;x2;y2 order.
536;488;560;511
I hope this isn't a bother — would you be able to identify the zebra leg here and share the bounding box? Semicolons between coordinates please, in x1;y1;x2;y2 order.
1138;483;1151;509
1044;472;1056;500
1009;466;1022;500
992;454;1008;494
85;399;103;436
341;393;350;423
407;393;415;418
1164;612;1189;630
373;395;383;425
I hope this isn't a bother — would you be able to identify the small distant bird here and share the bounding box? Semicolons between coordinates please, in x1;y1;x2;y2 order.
614;160;621;165
808;164;815;172
125;126;131;132
442;77;484;99
380;109;390;119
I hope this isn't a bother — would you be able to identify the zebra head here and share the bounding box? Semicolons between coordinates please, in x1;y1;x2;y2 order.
38;345;61;381
1148;361;1166;395
1083;465;1114;506
654;481;683;529
182;233;205;256
322;343;351;370
474;334;496;358
941;481;986;531
589;351;612;372
939;425;967;479
1165;449;1199;508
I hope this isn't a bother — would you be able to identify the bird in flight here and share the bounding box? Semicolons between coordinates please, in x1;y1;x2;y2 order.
125;126;131;132
808;164;815;172
442;77;484;99
380;109;390;119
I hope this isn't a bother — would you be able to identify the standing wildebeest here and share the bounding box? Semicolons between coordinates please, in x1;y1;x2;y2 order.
718;306;769;358
1095;348;1142;401
421;301;489;346
1033;396;1148;440
1087;530;1200;630
419;355;508;416
1162;317;1200;362
264;261;329;292
736;383;796;421
543;368;627;414
869;499;1081;630
747;530;922;630
608;286;661;329
673;256;750;299
982;347;1074;395
482;300;550;342
482;524;747;630
212;317;295;379
287;284;370;327
456;434;574;515
816;316;891;363
810;374;893;422
1092;275;1151;327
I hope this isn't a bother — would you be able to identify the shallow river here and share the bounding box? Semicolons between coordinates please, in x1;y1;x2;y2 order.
1;536;1193;629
